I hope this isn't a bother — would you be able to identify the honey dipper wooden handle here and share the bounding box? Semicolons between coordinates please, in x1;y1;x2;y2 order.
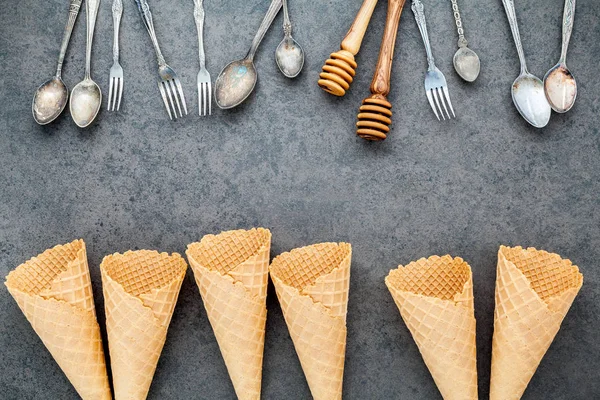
340;0;379;55
370;0;406;96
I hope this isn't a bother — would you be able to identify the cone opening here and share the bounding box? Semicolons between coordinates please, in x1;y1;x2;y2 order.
187;228;271;275
5;239;85;295
270;242;351;291
101;250;186;297
387;255;471;301
501;246;583;302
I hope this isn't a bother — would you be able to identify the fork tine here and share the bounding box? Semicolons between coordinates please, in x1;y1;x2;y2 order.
437;87;451;119
117;78;123;111
426;90;440;121
164;81;178;119
158;81;173;120
208;81;212;116
442;86;455;118
198;81;202;116
108;78;114;111
432;89;445;120
112;79;119;112
175;78;188;115
203;83;208;116
168;80;183;117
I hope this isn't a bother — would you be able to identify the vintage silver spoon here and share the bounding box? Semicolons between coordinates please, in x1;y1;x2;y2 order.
501;0;551;128
275;0;304;78
544;0;577;113
70;0;102;128
215;0;283;109
32;0;82;125
450;0;479;82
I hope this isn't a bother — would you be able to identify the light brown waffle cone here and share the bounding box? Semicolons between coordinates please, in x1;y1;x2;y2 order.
4;239;111;400
101;250;187;400
269;242;351;400
186;228;271;400
385;255;478;400
490;246;583;400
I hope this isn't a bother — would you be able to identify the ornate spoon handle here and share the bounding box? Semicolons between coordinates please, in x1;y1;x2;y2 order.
84;0;101;79
411;0;435;70
559;0;576;63
56;0;82;77
450;0;468;48
134;0;167;65
112;0;123;63
193;0;206;68
247;0;283;61
501;0;528;74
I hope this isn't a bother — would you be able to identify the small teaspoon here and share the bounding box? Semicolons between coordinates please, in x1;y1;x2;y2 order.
275;0;304;78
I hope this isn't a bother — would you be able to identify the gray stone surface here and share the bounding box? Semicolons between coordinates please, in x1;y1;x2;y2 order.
1;0;599;398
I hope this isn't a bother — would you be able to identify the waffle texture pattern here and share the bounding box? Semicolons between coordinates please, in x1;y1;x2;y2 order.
101;250;187;400
5;239;111;400
186;228;271;400
270;242;352;400
386;255;478;400
490;246;583;400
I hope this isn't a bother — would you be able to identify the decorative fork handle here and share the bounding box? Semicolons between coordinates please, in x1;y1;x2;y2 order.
501;0;528;74
84;0;101;79
112;0;123;63
134;0;167;65
560;0;576;63
193;0;206;69
246;0;283;61
450;0;468;48
411;0;436;71
56;0;82;77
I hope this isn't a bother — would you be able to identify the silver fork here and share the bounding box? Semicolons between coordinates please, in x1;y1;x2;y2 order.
194;0;211;116
108;0;123;111
134;0;188;119
411;0;455;120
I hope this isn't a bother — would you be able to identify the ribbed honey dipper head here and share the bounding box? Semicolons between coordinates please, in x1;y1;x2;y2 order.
318;50;357;97
356;94;392;141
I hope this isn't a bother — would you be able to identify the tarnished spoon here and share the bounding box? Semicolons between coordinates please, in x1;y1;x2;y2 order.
70;0;102;128
501;0;551;128
32;0;82;125
215;0;283;109
544;0;577;113
450;0;480;82
275;0;304;78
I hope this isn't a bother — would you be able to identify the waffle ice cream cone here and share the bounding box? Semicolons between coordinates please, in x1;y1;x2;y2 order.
186;228;271;400
101;250;187;400
269;242;352;400
4;239;111;400
490;246;583;400
385;255;478;400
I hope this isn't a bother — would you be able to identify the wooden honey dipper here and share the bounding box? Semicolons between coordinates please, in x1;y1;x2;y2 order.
357;0;407;141
318;0;378;96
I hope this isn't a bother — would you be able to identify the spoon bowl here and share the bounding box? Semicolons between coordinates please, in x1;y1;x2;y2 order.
453;46;480;82
70;79;102;128
544;63;577;113
511;73;551;128
215;59;258;109
276;36;304;78
32;77;69;125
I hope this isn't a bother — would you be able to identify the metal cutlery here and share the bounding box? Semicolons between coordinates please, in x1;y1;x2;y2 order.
193;0;211;116
501;0;551;128
275;0;304;78
544;0;577;113
356;0;407;141
411;0;455;120
108;0;124;111
70;0;102;128
134;0;187;119
449;0;480;82
318;0;378;96
32;0;82;125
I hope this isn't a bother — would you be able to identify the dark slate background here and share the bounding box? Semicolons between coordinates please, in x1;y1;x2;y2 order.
1;0;598;398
